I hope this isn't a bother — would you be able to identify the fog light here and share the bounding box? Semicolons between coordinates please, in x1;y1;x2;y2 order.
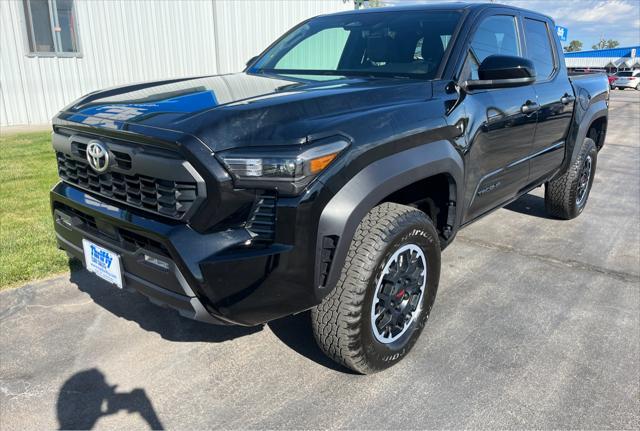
144;254;170;270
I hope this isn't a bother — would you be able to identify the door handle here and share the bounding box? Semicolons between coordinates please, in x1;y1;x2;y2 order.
521;101;540;115
561;94;576;105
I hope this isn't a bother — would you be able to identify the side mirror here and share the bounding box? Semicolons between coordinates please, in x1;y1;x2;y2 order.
246;56;258;68
463;55;536;90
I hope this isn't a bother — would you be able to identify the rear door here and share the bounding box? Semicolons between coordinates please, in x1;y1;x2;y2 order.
459;13;538;223
522;14;574;182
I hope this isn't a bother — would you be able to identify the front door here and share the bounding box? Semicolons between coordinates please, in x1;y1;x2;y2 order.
459;13;538;223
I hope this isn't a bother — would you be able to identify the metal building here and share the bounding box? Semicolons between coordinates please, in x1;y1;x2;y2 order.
564;46;640;73
0;0;352;127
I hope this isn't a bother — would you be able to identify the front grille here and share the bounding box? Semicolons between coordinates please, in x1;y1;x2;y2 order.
56;152;198;219
119;228;169;256
246;194;277;243
55;202;98;231
55;202;170;256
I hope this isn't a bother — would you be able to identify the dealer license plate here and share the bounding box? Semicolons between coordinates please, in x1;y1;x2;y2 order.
82;239;123;289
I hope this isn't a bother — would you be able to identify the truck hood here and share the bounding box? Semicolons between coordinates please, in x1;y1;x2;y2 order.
57;72;432;151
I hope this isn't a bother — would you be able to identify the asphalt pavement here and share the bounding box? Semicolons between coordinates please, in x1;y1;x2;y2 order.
1;91;639;430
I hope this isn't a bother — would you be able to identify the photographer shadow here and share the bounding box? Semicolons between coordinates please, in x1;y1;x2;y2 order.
57;368;163;430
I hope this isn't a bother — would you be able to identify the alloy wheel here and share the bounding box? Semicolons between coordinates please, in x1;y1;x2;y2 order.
371;244;427;343
576;155;592;206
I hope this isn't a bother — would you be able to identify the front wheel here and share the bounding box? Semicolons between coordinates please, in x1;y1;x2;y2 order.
311;203;441;374
545;137;597;219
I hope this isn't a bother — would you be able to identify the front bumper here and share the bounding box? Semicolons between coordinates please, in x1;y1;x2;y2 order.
51;181;319;326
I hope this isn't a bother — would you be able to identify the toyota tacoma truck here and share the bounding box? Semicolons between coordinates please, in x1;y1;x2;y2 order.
50;3;609;373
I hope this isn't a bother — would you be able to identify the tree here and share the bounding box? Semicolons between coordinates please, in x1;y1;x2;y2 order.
606;39;620;49
592;38;606;50
564;40;583;52
592;38;620;50
354;0;383;8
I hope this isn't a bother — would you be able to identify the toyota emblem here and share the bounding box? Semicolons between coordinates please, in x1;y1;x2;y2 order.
86;140;110;173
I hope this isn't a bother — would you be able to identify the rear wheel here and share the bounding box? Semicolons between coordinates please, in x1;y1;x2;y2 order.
545;138;597;219
311;203;441;374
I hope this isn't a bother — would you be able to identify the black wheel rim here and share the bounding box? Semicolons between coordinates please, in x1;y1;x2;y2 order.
371;244;426;344
576;155;592;206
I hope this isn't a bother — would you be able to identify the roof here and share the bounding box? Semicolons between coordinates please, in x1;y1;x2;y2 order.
330;2;475;15
330;2;534;15
328;3;553;23
565;46;640;58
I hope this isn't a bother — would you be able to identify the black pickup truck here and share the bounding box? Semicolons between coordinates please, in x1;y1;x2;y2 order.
50;3;609;373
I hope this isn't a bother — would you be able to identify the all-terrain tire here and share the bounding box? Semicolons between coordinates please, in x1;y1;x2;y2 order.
311;203;441;374
545;137;597;219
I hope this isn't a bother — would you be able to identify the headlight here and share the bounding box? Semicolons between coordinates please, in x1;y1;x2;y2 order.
218;139;349;195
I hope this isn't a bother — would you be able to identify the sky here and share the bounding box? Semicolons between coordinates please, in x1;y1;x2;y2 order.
383;0;640;49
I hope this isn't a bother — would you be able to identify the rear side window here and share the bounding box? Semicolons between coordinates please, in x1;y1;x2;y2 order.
524;18;556;80
464;15;519;79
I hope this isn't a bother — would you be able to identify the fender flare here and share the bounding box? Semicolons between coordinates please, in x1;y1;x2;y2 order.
563;100;608;174
314;139;464;296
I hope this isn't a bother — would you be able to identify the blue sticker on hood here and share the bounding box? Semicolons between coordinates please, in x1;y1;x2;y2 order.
67;90;218;129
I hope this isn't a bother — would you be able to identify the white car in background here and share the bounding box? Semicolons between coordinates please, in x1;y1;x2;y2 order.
612;70;640;90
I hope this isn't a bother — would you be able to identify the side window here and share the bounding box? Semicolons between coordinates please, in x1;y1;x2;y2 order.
524;18;556;80
471;15;520;61
464;15;520;80
275;27;349;70
22;0;80;55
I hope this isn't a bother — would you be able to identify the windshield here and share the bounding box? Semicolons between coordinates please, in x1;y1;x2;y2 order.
250;10;462;79
617;71;634;77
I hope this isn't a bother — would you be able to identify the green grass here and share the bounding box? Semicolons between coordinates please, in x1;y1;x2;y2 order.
0;131;79;289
